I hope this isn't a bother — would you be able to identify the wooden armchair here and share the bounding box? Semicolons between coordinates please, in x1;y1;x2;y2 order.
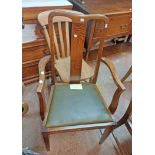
36;9;126;151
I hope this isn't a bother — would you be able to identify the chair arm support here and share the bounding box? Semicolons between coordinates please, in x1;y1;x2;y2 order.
115;99;132;128
37;55;51;93
121;66;132;82
100;57;126;91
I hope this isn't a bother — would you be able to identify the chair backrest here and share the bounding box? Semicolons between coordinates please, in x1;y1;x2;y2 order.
38;9;109;83
38;10;83;59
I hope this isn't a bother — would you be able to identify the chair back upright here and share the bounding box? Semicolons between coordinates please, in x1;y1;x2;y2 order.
38;10;109;84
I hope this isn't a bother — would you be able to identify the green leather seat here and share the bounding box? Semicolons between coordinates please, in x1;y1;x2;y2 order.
45;83;113;128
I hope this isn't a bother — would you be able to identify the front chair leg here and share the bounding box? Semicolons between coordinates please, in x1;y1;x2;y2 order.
42;132;50;151
99;126;113;144
37;92;46;121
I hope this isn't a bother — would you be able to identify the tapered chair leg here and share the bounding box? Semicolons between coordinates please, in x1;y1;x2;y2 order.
99;127;113;144
42;132;50;151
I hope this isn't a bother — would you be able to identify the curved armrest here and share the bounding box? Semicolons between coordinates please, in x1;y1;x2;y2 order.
37;55;51;93
100;57;126;91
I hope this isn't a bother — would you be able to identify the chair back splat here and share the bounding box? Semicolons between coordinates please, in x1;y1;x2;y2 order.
38;10;109;83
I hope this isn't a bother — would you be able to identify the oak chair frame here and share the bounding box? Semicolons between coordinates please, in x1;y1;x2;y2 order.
36;9;126;151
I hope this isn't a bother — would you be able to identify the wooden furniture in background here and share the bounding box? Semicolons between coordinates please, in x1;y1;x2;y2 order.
22;0;73;84
69;0;132;39
22;0;72;23
37;10;94;83
68;0;132;59
36;10;126;151
22;24;50;84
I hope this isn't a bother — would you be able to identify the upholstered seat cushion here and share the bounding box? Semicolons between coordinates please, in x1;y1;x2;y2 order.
45;83;113;128
55;57;94;82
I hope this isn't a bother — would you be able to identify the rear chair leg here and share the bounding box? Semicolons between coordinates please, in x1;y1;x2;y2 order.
42;132;50;151
99;127;113;144
85;49;90;61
